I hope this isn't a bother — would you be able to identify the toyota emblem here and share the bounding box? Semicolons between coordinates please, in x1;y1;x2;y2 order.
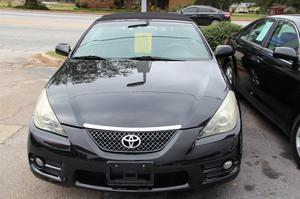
121;134;141;149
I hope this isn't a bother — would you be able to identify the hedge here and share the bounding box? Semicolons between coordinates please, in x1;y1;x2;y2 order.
201;22;242;50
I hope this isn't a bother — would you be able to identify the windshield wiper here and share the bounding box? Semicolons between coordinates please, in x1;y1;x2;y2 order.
128;21;149;28
126;56;184;61
72;56;108;60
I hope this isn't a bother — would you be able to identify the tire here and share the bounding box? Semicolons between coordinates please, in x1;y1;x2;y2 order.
291;120;300;167
211;20;220;25
224;61;236;88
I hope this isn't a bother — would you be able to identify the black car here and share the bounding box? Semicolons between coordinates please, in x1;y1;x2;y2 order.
177;5;231;26
223;15;300;166
28;13;242;192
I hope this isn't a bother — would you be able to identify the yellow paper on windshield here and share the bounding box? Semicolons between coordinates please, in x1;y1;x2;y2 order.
134;33;152;54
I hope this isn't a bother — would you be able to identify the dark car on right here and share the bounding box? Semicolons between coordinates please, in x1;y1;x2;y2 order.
222;15;300;166
177;5;231;26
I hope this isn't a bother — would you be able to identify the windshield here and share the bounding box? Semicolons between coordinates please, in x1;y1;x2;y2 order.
73;21;211;61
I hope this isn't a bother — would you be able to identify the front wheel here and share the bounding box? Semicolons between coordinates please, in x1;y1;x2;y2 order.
291;122;300;167
224;61;236;87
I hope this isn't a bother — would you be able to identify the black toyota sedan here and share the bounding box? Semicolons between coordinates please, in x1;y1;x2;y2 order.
223;15;300;166
177;5;231;26
28;13;242;192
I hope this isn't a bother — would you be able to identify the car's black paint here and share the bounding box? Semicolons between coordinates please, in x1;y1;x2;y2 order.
215;45;234;58
28;15;242;192
226;15;300;135
178;5;230;26
225;15;300;165
47;59;228;129
273;47;298;66
55;43;71;56
28;118;242;192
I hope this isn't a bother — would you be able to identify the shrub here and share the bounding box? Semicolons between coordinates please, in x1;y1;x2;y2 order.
75;0;80;8
16;4;48;10
284;7;297;14
201;22;242;50
74;0;88;8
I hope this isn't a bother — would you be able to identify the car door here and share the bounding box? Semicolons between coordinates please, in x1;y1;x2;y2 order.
249;19;300;133
181;7;200;25
197;7;216;25
231;19;276;103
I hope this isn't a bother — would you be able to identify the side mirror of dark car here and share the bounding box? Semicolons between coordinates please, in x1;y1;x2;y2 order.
273;47;299;69
55;43;71;56
215;45;234;58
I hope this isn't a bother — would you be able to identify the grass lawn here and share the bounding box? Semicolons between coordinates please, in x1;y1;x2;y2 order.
0;1;138;14
231;13;266;21
0;1;265;21
45;3;138;13
0;1;15;7
46;51;66;60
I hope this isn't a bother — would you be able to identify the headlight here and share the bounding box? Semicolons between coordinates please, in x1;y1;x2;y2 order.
200;91;238;138
33;89;66;136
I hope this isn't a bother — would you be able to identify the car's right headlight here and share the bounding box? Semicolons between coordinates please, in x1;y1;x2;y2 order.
199;90;238;138
33;89;66;137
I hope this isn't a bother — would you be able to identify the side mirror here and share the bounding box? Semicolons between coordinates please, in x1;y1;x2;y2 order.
273;47;299;69
55;43;71;56
215;45;234;58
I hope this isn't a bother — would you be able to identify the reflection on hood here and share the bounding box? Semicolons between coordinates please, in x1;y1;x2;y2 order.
51;59;153;86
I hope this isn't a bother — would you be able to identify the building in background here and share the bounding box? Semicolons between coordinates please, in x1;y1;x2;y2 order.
77;0;115;8
269;5;285;15
77;0;139;9
229;2;257;13
76;0;195;10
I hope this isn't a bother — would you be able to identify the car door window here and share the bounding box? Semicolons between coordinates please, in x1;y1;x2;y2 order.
198;7;214;13
183;7;199;13
241;20;274;46
267;21;299;53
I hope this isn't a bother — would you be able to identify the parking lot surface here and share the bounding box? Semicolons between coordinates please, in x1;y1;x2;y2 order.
0;10;299;199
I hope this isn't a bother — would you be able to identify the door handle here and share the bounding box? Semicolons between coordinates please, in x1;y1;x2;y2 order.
256;56;264;64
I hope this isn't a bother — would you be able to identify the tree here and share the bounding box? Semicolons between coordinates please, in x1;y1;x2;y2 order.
150;0;168;9
24;0;48;9
25;0;39;8
194;0;242;10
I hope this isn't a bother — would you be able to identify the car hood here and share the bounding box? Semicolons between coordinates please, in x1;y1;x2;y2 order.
46;59;228;129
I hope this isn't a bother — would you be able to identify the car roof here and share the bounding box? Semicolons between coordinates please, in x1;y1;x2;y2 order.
98;13;193;22
268;15;300;28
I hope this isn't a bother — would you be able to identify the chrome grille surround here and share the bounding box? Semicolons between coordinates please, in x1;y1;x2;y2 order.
85;125;180;153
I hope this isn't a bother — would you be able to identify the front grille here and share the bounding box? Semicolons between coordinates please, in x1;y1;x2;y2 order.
86;128;178;153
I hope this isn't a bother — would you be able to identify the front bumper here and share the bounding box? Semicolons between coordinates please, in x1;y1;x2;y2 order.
28;119;242;192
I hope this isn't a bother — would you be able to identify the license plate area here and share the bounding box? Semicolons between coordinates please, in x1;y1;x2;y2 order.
107;161;154;187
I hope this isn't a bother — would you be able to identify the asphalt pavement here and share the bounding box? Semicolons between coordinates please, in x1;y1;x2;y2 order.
0;9;299;199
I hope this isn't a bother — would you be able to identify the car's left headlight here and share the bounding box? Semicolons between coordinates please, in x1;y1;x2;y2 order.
33;89;66;137
200;91;238;138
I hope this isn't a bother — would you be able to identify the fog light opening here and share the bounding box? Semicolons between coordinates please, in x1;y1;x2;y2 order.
35;157;45;168
223;160;233;170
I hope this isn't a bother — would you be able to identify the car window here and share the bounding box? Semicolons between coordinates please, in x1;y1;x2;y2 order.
73;21;211;61
267;21;299;53
241;20;274;46
198;7;215;13
183;7;199;13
